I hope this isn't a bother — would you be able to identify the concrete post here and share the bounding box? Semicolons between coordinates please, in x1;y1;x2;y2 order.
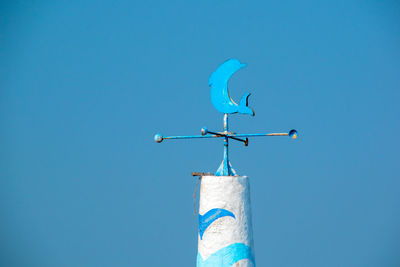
197;175;255;267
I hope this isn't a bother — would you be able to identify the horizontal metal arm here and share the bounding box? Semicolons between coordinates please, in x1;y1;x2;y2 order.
164;134;222;140
154;129;297;143
231;129;298;139
229;133;288;137
153;134;223;143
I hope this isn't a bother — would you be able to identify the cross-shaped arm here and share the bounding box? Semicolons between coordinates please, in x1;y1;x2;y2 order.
154;128;297;144
154;114;297;176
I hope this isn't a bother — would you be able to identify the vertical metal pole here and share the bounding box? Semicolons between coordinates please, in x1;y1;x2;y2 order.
223;114;229;175
215;113;236;176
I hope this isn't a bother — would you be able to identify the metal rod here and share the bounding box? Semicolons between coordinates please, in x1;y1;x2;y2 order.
205;131;225;137
229;133;289;137
164;135;222;140
161;132;289;141
223;114;229;175
206;130;248;144
228;136;248;144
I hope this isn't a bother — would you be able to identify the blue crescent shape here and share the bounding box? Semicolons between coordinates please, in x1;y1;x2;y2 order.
209;59;255;116
197;243;255;267
199;208;235;240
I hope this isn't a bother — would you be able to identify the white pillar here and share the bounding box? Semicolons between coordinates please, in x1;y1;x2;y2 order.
197;176;255;267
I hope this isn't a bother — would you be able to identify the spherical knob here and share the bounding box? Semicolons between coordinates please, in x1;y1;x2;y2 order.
201;127;208;136
289;129;298;139
154;134;163;143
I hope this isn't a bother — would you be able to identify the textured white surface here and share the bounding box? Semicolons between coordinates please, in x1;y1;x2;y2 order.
198;175;255;266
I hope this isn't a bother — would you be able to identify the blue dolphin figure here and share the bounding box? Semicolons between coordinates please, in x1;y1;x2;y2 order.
199;208;236;240
209;59;255;116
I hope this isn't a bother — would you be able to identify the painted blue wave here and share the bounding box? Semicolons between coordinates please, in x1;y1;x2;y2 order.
199;208;235;239
197;243;255;267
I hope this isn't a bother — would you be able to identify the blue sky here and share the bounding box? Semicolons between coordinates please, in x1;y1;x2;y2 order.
1;1;400;266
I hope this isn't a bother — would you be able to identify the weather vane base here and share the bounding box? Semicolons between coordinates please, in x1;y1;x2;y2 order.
215;159;237;176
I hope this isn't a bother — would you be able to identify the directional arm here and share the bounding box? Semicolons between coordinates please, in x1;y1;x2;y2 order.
154;114;298;177
154;133;222;143
154;129;297;143
229;132;287;137
201;128;297;141
205;130;248;146
229;129;298;139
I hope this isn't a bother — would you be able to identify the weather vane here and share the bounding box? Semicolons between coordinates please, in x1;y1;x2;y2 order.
154;59;298;267
154;58;298;176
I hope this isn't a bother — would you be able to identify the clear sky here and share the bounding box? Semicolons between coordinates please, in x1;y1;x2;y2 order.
1;1;400;266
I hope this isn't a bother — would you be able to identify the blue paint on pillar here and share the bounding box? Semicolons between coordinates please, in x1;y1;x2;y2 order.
199;208;236;239
197;243;255;267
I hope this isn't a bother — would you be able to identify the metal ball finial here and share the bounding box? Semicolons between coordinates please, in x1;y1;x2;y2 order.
201;127;208;136
289;129;298;139
154;134;163;143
